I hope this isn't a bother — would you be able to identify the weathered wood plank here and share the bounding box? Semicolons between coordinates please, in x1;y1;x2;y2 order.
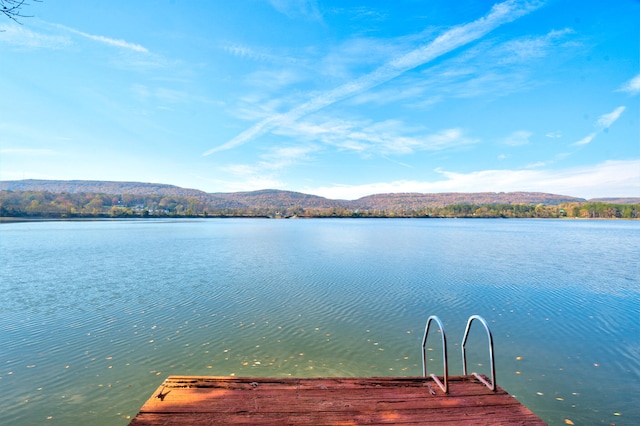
131;407;544;426
129;376;546;425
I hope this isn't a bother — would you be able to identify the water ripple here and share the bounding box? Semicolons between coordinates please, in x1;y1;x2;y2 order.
0;219;638;425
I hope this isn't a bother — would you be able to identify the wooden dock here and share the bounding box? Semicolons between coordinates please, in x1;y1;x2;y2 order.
129;375;545;425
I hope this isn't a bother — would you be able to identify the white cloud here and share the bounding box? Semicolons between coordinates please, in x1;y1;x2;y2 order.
545;131;561;138
260;145;318;169
204;0;541;155
572;106;626;146
55;23;148;52
319;36;404;80
223;43;262;59
287;17;572;115
274;118;478;155
497;27;574;64
304;159;640;200
422;128;478;151
212;145;318;192
130;84;222;109
367;26;575;106
0;23;70;49
503;130;532;146
222;42;302;66
245;69;305;91
83;33;147;52
269;0;323;21
573;132;596;146
596;106;625;129
525;161;548;168
617;74;640;95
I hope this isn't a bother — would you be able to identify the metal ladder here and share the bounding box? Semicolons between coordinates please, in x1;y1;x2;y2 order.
422;315;496;394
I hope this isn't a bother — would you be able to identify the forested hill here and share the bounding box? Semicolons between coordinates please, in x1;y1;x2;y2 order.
353;192;586;209
0;179;588;208
211;189;345;209
2;179;638;219
0;179;209;198
589;197;640;204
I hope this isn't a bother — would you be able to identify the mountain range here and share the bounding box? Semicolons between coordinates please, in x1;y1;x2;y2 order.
4;179;638;211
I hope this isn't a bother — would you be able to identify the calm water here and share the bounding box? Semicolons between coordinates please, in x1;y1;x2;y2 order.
0;218;638;425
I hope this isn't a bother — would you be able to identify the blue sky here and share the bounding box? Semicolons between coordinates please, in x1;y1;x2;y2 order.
1;0;638;200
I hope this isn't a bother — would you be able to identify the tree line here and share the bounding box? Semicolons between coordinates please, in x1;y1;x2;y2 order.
0;190;211;217
1;190;637;219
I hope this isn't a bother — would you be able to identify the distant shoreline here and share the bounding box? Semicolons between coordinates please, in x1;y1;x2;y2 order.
2;216;637;224
2;181;638;219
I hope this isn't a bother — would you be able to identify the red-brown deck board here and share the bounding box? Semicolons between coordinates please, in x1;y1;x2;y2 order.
129;375;546;425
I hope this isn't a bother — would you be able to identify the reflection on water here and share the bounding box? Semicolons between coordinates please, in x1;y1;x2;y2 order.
0;219;638;425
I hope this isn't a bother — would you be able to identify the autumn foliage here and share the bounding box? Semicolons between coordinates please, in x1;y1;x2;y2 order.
0;180;637;219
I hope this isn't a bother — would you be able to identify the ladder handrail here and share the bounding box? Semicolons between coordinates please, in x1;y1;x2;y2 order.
461;315;496;391
421;315;448;394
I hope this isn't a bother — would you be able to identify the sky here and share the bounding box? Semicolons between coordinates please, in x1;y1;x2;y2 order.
0;0;638;200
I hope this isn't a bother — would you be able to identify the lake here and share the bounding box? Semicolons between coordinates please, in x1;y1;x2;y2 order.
0;218;638;425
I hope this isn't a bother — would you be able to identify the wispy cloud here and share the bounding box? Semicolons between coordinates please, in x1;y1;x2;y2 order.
275;118;478;155
209;120;478;194
357;26;574;107
0;23;70;49
269;0;323;21
55;23;148;52
524;161;548;168
130;84;223;110
573;106;626;146
318;36;409;80
573;132;596;146
498;28;574;63
223;43;264;60
503;130;532;146
245;69;306;92
222;42;302;66
204;0;542;156
305;159;640;200
260;145;318;169
213;145;318;192
596;106;625;129
617;74;640;95
545;131;561;138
